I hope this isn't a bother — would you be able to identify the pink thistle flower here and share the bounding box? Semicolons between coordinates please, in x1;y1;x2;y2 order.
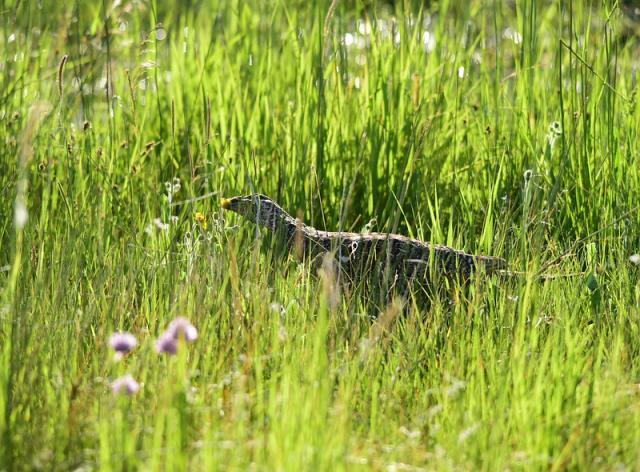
109;332;138;360
167;317;198;342
111;374;140;396
155;332;178;355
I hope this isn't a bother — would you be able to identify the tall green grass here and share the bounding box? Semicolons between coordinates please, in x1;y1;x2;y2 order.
1;0;640;469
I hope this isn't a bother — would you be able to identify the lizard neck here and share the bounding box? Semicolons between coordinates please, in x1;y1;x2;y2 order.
263;209;307;241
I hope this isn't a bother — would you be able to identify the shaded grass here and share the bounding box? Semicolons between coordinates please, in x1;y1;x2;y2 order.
1;0;640;469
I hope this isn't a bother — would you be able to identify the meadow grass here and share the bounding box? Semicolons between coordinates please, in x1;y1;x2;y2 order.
1;0;640;469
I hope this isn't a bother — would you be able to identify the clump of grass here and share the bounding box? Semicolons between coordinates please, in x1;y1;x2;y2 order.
1;0;640;469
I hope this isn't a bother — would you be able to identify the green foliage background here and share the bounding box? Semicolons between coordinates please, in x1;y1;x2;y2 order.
1;0;640;469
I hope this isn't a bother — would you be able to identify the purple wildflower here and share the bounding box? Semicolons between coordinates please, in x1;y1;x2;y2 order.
155;317;198;355
111;374;140;396
109;332;138;355
167;317;198;342
155;332;178;355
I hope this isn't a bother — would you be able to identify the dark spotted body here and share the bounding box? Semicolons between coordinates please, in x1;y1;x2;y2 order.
221;194;507;291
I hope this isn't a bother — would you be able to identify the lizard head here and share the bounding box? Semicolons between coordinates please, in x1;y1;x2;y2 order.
221;194;291;230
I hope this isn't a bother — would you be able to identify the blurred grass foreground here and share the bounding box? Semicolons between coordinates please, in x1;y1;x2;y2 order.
2;1;640;470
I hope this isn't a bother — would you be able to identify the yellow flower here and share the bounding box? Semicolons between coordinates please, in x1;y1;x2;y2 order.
195;212;207;229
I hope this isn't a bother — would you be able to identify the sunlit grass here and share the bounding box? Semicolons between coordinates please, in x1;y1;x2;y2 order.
1;0;640;469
